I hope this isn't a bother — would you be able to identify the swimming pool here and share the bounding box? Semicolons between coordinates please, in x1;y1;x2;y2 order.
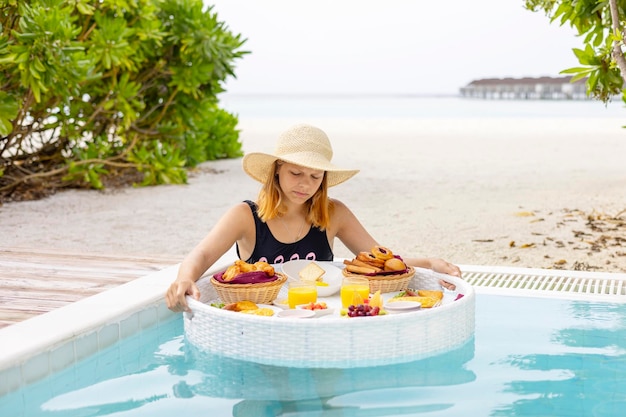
2;289;626;416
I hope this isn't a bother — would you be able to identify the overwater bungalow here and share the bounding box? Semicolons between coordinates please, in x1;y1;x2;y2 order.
460;76;588;100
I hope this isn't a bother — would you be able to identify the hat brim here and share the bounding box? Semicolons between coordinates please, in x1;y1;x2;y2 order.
242;152;359;187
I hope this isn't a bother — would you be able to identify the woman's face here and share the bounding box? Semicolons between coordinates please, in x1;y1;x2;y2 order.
277;162;325;204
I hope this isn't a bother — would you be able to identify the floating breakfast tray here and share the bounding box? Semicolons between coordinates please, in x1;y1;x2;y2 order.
184;263;475;368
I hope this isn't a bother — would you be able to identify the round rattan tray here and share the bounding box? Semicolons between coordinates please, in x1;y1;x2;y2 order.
184;263;475;368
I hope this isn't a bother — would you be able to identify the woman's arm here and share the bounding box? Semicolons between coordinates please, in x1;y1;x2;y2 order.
332;199;462;278
403;257;462;278
165;202;253;312
332;199;378;254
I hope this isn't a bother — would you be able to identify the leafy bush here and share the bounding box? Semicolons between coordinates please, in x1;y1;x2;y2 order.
0;0;248;202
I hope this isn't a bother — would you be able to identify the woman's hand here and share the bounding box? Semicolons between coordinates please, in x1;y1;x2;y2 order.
165;279;201;313
428;258;462;277
427;258;462;291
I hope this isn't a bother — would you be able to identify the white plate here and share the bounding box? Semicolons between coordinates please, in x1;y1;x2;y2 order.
296;304;335;318
281;260;342;297
277;309;315;319
384;301;422;314
271;298;290;309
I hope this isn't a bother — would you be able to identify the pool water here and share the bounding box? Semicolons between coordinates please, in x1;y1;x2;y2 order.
2;293;626;417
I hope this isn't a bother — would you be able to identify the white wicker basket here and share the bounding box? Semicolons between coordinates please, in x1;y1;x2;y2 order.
184;264;475;368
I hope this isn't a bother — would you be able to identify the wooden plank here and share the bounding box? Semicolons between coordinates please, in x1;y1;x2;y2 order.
0;311;36;324
0;275;136;289
0;290;103;303
0;247;182;329
0;299;69;311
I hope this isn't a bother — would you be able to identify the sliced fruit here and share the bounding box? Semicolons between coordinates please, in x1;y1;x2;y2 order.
369;290;382;308
417;289;444;301
301;302;328;310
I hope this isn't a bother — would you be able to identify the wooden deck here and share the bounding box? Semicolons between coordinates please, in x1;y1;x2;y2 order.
0;247;182;329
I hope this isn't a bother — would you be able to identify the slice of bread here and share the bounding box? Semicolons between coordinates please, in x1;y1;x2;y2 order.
298;262;325;282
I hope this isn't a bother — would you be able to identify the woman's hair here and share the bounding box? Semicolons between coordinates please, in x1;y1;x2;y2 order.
256;161;334;229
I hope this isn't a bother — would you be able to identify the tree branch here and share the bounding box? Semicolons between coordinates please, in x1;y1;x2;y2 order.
609;0;626;84
0;157;141;193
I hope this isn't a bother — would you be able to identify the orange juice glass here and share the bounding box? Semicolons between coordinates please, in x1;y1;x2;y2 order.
288;281;317;309
340;277;370;308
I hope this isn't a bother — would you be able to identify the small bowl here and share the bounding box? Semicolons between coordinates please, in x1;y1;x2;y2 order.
277;309;315;319
281;260;342;297
297;304;335;318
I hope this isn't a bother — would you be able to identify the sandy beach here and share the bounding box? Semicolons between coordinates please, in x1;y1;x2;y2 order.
2;116;626;273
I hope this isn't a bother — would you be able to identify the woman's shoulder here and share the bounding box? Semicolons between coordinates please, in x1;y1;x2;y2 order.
327;198;361;234
240;199;256;208
329;198;351;215
223;201;256;218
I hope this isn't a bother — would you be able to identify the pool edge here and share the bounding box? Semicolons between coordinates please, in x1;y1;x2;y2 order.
0;263;181;396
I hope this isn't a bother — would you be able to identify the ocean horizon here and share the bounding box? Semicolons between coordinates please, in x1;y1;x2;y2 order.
219;93;626;120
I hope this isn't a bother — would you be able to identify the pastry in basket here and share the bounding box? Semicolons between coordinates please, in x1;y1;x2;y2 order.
371;246;394;260
222;260;275;281
211;260;287;304
342;246;415;294
356;252;385;267
343;246;408;274
214;260;281;285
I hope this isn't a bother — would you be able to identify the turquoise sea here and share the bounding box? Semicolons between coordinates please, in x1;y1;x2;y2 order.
218;94;626;120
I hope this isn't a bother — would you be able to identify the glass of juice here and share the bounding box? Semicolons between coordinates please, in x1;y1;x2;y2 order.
288;281;318;309
340;277;370;308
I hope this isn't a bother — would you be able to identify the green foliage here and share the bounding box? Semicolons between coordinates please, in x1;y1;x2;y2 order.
0;91;18;136
127;139;187;186
0;0;248;200
525;0;624;102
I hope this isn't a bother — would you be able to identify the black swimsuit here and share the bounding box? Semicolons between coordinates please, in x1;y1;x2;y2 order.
237;200;334;264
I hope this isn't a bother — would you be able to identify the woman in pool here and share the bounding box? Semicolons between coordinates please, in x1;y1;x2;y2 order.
165;123;461;312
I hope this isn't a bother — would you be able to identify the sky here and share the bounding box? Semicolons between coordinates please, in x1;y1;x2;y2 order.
205;0;583;96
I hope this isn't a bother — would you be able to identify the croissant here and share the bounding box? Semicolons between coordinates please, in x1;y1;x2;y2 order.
253;261;275;276
221;260;275;282
222;262;242;282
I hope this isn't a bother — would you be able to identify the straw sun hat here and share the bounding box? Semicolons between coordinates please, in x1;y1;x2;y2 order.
242;124;359;187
